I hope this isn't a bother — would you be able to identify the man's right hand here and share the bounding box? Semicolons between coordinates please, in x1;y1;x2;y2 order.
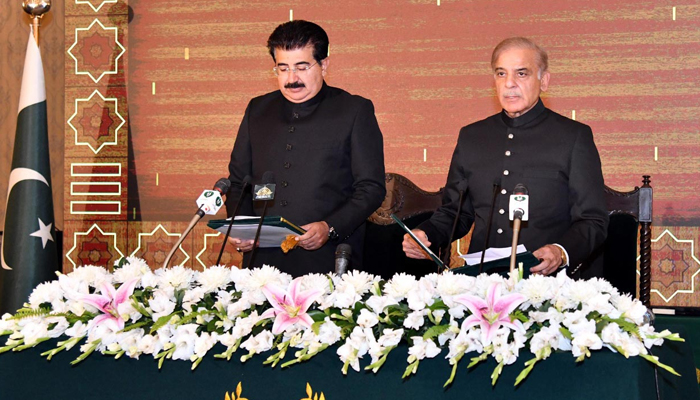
402;229;432;259
227;237;255;253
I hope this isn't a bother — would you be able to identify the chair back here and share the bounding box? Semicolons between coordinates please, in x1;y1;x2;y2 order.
601;175;653;305
363;173;443;279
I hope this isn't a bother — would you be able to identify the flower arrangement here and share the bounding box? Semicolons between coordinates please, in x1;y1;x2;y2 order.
0;257;683;387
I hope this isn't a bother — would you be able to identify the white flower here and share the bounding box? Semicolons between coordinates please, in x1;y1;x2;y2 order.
446;328;482;361
19;318;49;346
317;318;342;345
194;332;219;358
357;308;379;328
171;324;199;360
612;295;647;325
408;337;440;360
300;273;332;295
113;257;153;286
403;310;426;330
234;265;291;305
571;332;603;357
436;272;475;307
182;287;206;311
563;310;596;335
638;324;664;348
231;311;261;340
149;290;176;320
57;274;90;302
383;273;418;301
116;329;144;358
157;265;195;291
0;314;16;333
69;266;112;287
227;298;253;320
46;317;69;338
339;270;377;295
331;281;363;309
517;274;558;308
365;295;398;314
240;330;274;355
491;327;525;365
28;281;63;308
337;341;361;372
378;328;404;348
137;334;163;355
197;266;232;293
406;278;436;311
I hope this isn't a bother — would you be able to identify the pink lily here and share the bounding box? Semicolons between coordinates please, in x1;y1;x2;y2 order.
82;279;138;331
260;277;322;335
454;282;526;344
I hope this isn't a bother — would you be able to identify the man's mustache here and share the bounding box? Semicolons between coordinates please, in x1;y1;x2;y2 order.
285;82;305;89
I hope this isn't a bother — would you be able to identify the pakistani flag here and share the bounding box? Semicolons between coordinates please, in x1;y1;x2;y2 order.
0;28;58;314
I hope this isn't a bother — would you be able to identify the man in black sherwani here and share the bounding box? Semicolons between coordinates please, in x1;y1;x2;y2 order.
403;37;609;279
226;20;386;276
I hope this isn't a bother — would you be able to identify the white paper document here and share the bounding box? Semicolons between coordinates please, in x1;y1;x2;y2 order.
461;245;528;266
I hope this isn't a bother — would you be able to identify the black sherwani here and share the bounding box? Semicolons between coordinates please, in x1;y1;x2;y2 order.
226;83;386;276
420;99;609;278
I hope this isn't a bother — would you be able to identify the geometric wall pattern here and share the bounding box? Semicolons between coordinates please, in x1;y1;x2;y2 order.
60;0;700;309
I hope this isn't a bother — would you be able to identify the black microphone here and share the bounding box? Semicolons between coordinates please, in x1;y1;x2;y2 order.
164;178;231;268
509;183;529;274
216;175;253;266
334;244;352;276
442;179;468;270
479;178;501;274
246;171;276;269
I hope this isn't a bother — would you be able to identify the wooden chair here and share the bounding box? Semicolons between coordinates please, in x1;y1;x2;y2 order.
362;173;443;279
600;175;653;305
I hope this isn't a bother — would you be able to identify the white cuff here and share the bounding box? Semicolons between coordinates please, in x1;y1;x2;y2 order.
552;243;569;269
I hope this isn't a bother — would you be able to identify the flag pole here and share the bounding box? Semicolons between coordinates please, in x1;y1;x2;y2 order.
22;0;51;45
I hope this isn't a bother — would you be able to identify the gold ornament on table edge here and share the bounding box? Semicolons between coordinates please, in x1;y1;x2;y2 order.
22;0;51;44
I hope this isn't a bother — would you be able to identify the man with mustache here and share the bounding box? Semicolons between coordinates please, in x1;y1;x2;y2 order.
226;20;386;275
403;37;609;279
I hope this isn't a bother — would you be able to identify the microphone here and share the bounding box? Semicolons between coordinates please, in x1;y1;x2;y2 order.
508;183;529;274
163;178;231;268
509;183;529;221
246;171;276;269
479;178;501;274
215;175;253;266
442;179;468;270
195;178;231;217
334;244;352;276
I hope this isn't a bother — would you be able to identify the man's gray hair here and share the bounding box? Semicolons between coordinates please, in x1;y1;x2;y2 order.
491;37;549;77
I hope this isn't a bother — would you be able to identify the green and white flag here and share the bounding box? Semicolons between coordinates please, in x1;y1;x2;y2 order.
0;28;58;314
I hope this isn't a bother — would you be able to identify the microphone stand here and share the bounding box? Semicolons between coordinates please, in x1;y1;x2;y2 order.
479;180;501;274
215;180;251;266
163;207;204;269
246;200;270;269
509;213;523;274
442;187;466;270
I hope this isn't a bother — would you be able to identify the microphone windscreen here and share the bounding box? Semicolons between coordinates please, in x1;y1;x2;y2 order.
262;171;276;184
335;243;352;257
513;183;528;195
242;175;253;186
214;178;231;194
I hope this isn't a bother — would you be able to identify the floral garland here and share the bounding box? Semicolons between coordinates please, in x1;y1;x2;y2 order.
0;257;683;387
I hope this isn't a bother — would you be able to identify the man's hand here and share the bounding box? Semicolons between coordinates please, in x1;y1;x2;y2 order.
227;237;255;252
402;229;432;259
531;244;563;276
296;221;330;250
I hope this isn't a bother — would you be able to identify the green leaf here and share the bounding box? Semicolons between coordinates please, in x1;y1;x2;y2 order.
514;357;538;386
308;309;326;323
150;312;177;334
120;321;149;333
639;354;681;376
559;326;573;340
422;324;450;340
311;320;324;335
